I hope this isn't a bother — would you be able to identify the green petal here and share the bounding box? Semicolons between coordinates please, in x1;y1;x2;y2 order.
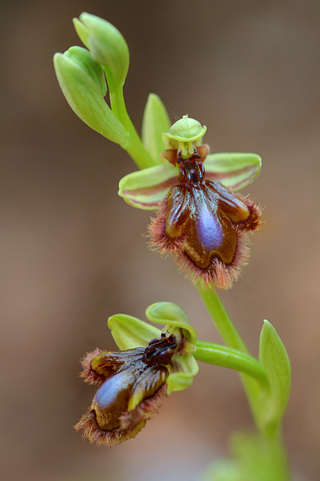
166;353;199;394
53;47;128;146
204;153;262;191
118;163;178;210
108;314;161;350
146;302;197;344
142;93;171;165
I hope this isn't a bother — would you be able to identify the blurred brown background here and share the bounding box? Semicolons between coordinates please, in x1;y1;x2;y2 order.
1;0;319;480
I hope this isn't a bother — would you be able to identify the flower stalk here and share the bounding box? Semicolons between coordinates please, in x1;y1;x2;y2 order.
197;283;291;480
194;341;269;389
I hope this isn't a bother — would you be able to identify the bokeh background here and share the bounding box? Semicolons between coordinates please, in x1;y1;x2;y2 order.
1;0;319;480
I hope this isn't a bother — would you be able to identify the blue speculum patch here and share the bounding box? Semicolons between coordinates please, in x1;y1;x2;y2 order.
197;201;224;251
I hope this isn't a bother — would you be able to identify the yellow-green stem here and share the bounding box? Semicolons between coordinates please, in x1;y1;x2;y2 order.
105;71;157;169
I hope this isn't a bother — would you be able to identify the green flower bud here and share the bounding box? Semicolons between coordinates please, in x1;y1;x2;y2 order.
75;12;129;87
53;46;128;146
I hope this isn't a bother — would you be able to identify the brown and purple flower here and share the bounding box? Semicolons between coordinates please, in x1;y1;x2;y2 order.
119;116;262;289
74;302;198;446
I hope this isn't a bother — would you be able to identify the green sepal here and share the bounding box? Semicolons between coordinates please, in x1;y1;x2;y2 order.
166;353;199;394
73;17;90;49
259;320;291;428
204;152;261;191
77;13;129;87
142;93;171;165
118;162;178;210
108;314;161;350
53;47;128;146
118;150;262;211
146;302;197;344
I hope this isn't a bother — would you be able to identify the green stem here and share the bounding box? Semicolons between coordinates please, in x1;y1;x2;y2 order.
196;282;266;431
194;341;269;389
196;283;248;352
196;283;290;479
105;69;156;169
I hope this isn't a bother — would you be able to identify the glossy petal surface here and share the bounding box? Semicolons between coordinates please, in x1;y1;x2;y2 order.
165;181;250;269
128;364;169;411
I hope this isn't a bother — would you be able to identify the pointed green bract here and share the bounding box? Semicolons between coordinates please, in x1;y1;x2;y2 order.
78;13;129;87
204;153;261;191
142;93;171;165
259;320;291;429
118;162;178;210
146;302;197;344
53;47;128;146
108;314;161;350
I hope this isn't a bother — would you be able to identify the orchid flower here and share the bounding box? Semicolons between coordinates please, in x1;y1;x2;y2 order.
119;116;262;288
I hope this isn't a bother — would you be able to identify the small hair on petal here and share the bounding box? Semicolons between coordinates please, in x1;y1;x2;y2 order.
148;197;254;289
237;196;262;232
79;348;105;384
74;384;167;447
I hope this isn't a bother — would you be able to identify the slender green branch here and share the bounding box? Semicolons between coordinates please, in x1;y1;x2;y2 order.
196;283;248;352
194;340;269;389
196;282;268;431
105;68;156;170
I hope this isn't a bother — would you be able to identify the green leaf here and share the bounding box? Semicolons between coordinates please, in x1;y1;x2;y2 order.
146;302;197;344
142;93;171;165
108;314;161;350
259;320;291;428
204;152;261;191
54;47;128;146
118;162;178;210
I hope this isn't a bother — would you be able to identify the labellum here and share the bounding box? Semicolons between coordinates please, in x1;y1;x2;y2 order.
74;334;178;446
149;146;261;289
